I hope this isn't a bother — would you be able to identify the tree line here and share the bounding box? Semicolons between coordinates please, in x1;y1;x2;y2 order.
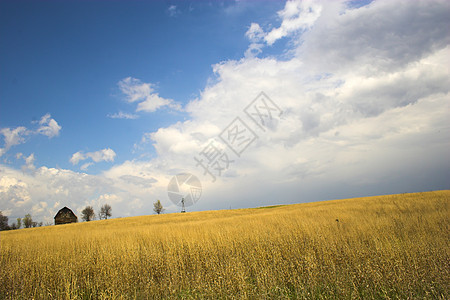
80;204;112;222
0;212;44;231
1;200;165;230
81;200;165;221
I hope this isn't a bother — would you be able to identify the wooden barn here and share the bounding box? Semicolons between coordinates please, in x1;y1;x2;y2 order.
54;207;78;225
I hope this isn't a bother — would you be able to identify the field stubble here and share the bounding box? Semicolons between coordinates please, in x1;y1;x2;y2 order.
0;191;449;299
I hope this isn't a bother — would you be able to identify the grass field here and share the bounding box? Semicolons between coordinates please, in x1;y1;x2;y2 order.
1;191;449;299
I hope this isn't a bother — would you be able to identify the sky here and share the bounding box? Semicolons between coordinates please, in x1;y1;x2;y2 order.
0;0;449;224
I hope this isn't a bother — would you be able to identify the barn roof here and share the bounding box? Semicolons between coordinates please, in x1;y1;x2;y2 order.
54;206;77;219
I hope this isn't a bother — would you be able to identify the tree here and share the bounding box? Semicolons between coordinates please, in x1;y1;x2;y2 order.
153;200;164;215
0;211;10;231
81;206;95;222
16;218;21;229
23;214;33;228
99;204;112;220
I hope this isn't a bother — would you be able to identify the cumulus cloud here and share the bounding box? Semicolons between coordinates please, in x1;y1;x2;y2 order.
118;77;182;113
265;0;322;45
301;0;450;74
16;153;36;172
0;113;61;157
0;175;32;208
244;0;323;55
69;152;85;165
36;113;61;138
32;201;48;215
70;148;116;169
88;148;116;163
0;127;28;157
0;165;118;223
139;0;449;210
246;23;265;42
245;23;266;57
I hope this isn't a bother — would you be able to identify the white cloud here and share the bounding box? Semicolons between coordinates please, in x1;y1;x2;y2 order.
24;153;35;168
70;148;116;169
134;0;449;210
167;5;179;17
97;193;120;204
118;77;182;113
265;0;322;45
0;126;28;157
69;151;85;165
137;94;181;112
245;23;265;42
244;0;323;52
32;201;48;215
301;0;450;74
245;23;266;57
0;113;61;157
88;148;116;163
37;113;61;138
0;165;118;223
80;162;93;171
15;153;36;172
107;111;139;119
0;175;31;208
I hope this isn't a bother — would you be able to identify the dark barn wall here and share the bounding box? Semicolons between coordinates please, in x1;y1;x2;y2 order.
55;214;77;225
54;208;78;225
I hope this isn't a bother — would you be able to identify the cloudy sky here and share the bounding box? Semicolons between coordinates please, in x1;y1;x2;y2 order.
0;0;449;224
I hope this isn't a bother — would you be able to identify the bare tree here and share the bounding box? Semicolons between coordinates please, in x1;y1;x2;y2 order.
23;214;33;228
99;204;112;220
153;200;164;215
81;206;95;222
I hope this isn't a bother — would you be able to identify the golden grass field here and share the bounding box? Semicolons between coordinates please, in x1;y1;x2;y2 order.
1;191;449;299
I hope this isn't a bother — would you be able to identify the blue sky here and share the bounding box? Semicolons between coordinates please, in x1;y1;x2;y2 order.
0;0;284;172
1;0;449;224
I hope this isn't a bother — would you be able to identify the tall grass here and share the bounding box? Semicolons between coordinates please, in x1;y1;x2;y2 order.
1;191;448;299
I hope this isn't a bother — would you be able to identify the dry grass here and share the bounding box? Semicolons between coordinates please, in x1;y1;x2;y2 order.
1;191;449;299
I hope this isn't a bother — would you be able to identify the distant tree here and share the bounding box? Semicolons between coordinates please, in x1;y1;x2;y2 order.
32;221;38;228
16;218;21;229
23;214;33;228
10;223;17;230
0;211;10;231
153;200;164;215
99;204;112;220
38;222;43;227
81;206;95;222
